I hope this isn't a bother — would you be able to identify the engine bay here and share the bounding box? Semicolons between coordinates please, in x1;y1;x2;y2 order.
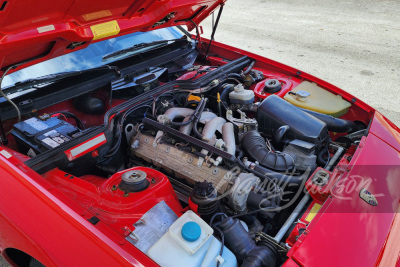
0;49;373;266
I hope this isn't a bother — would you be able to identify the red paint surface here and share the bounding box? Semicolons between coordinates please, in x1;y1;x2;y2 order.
369;111;400;152
288;134;400;266
0;0;226;71
0;152;158;266
285;199;323;248
0;32;398;266
41;167;183;234
253;75;299;100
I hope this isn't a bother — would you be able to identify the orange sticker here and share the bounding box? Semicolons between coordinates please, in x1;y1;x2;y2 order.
83;10;112;21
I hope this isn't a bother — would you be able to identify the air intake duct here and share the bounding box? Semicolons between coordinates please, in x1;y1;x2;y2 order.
219;217;278;267
242;130;294;172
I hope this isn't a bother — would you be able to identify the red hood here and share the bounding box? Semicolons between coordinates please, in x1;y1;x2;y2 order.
0;0;224;73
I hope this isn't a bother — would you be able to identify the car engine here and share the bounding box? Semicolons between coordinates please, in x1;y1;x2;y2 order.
4;55;367;266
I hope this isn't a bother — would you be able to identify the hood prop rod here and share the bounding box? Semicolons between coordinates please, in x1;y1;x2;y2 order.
0;64;22;144
205;3;225;56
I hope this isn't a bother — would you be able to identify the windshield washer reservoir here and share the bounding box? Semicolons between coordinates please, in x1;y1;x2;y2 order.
147;211;237;267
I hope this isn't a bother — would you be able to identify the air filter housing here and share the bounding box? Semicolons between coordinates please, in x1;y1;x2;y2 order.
256;95;329;149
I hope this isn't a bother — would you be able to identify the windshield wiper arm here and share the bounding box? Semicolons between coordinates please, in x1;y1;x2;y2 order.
101;37;189;60
4;65;120;95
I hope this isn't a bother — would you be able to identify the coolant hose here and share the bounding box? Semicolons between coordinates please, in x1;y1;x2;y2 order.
242;131;294;172
301;108;358;133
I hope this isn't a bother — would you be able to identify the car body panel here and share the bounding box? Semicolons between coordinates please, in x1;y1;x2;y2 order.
290;133;400;266
0;148;158;266
369;111;400;153
0;0;225;71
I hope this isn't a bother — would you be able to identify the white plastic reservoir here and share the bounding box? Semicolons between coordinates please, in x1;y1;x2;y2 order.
147;211;237;267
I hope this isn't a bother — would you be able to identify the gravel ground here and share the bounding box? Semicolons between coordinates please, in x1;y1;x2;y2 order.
201;0;400;126
0;1;398;266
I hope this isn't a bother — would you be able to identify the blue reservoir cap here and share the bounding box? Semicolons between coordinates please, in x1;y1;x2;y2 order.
181;221;201;242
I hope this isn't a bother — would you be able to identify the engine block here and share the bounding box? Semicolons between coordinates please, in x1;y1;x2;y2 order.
131;132;235;194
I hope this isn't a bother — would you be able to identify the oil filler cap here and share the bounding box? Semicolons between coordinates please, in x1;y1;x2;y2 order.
181;222;201;242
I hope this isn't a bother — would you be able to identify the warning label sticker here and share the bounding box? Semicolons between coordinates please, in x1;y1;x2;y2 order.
41;137;60;148
126;201;178;253
24;117;48;131
90;20;120;40
305;203;322;222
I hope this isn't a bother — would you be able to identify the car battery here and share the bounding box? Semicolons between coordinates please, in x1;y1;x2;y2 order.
11;116;80;156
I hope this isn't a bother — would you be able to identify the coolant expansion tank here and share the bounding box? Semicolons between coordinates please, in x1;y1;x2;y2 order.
284;81;351;117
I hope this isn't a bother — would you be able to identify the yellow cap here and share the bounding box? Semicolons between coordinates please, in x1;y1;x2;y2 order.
188;95;201;102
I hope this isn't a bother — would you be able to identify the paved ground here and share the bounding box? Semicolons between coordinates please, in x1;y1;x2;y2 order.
201;0;400;126
0;1;398;266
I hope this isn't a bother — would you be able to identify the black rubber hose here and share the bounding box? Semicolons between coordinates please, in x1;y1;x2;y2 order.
169;98;204;127
235;147;283;205
242;61;255;75
218;217;254;261
50;111;85;130
192;98;207;139
237;146;304;190
234;158;284;207
242;130;294;172
104;104;152;159
317;146;331;168
301;108;358;133
226;73;243;81
241;245;277;267
219;83;235;108
219;217;278;267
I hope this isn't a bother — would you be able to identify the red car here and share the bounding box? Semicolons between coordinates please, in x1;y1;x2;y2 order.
0;0;399;266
